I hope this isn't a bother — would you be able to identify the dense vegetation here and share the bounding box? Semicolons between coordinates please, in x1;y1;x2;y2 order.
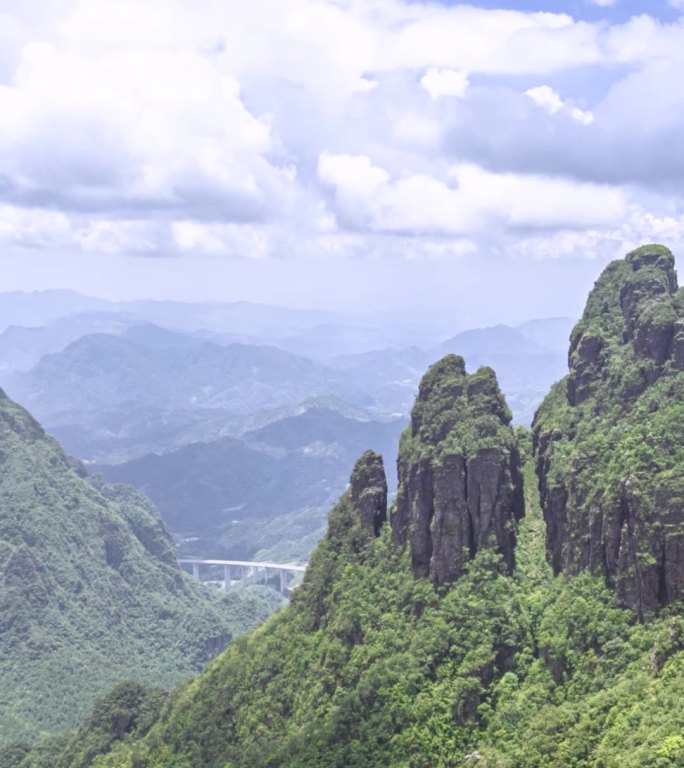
0;388;283;744
11;457;684;767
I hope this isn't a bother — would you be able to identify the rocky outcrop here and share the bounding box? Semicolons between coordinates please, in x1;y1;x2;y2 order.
534;244;684;616
350;450;387;537
391;356;524;585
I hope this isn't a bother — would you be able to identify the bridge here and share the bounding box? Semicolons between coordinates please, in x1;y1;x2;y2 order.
180;558;307;595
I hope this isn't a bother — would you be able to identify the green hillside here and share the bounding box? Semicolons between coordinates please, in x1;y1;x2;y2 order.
534;244;684;615
0;388;282;744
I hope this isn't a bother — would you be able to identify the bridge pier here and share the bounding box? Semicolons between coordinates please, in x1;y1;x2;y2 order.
223;565;231;592
192;563;200;580
279;569;287;594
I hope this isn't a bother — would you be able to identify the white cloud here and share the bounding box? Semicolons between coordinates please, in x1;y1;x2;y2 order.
420;68;469;100
0;40;296;219
0;204;71;247
392;113;443;147
587;0;617;8
171;221;271;259
319;154;626;236
525;85;595;125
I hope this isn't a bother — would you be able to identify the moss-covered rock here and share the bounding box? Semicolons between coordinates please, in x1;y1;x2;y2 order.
391;355;524;584
534;244;684;616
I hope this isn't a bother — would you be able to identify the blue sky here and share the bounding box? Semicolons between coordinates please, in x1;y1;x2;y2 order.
0;0;684;326
435;0;681;22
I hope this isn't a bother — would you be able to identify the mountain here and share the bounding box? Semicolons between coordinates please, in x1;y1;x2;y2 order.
0;292;348;338
517;316;575;353
5;334;368;433
435;324;550;357
271;323;410;360
436;325;568;425
93;403;405;562
18;245;684;768
0;387;283;744
0;291;111;333
391;355;524;583
330;323;569;424
0;312;145;377
534;244;684;616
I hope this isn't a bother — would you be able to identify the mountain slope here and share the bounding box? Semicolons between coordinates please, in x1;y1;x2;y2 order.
0;388;282;743
10;250;684;767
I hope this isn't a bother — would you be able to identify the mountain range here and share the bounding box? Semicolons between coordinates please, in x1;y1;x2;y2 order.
0;311;573;564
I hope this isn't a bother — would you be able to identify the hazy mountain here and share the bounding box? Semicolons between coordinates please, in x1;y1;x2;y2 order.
328;322;569;424
0;291;112;333
517;316;575;353
0;312;147;376
435;323;550;357
271;323;413;360
93;403;405;562
5;334;369;425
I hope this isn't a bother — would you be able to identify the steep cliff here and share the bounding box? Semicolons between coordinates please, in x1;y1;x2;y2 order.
534;244;684;615
391;355;524;584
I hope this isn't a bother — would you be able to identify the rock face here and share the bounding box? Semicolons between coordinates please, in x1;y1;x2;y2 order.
350;450;388;537
390;355;524;584
534;244;684;616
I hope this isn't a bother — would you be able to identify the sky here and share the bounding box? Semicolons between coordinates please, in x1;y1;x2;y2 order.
1;0;684;325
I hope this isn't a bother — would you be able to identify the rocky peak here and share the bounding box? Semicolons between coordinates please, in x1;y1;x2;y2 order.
567;244;681;406
534;244;684;616
391;355;524;585
350;450;387;537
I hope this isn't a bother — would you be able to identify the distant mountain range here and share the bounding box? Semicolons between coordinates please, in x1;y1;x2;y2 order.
0;290;575;565
94;403;405;563
5;332;368;419
330;318;573;423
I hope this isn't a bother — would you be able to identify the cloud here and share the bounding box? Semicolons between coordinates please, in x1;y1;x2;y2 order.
525;85;595;125
171;221;271;258
318;153;626;236
0;40;297;221
0;0;683;268
587;0;617;7
420;68;469;100
0;204;71;247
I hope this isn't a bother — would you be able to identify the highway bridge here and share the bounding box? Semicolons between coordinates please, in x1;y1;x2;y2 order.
180;558;307;594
